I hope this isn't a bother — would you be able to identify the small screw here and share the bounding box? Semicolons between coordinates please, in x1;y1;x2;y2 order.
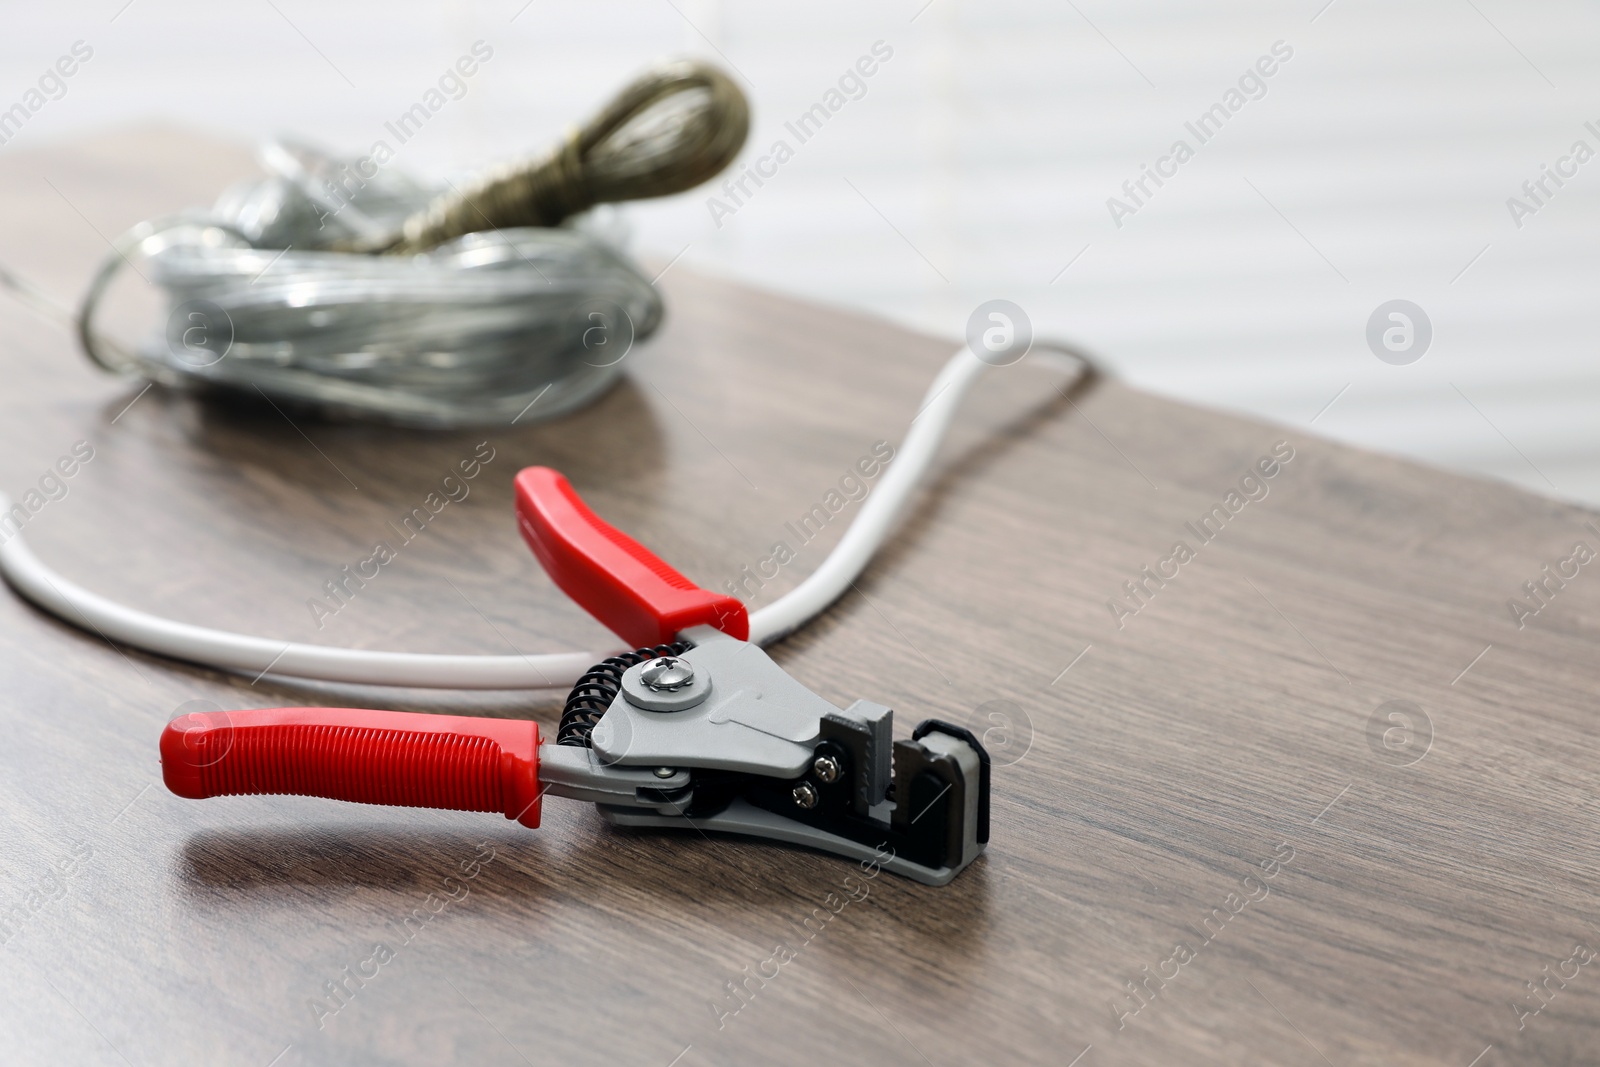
653;766;676;779
792;782;819;810
640;656;695;692
812;754;841;784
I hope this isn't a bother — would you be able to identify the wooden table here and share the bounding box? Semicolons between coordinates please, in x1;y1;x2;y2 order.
0;128;1596;1067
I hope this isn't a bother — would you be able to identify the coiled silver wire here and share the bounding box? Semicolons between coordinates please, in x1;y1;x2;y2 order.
74;59;750;427
79;140;662;427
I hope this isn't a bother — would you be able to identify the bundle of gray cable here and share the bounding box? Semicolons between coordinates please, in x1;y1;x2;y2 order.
78;60;749;427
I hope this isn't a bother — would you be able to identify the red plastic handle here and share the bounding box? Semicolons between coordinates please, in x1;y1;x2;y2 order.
161;708;543;828
514;466;748;647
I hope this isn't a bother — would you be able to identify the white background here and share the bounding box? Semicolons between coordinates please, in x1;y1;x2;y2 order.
5;0;1599;505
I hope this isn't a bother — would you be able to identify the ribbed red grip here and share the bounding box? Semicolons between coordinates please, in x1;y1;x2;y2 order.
513;466;748;647
161;708;543;828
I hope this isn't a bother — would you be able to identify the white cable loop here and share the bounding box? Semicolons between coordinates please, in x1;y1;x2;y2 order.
0;345;1091;690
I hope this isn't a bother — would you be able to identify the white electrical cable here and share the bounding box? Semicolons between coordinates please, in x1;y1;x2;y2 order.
0;345;1089;690
748;344;987;645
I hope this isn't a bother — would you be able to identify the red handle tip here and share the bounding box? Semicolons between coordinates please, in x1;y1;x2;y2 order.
514;466;748;646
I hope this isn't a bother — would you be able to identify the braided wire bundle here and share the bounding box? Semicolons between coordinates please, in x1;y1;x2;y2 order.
381;60;749;254
81;60;748;428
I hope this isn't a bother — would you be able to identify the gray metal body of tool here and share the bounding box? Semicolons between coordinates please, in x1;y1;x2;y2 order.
538;627;990;885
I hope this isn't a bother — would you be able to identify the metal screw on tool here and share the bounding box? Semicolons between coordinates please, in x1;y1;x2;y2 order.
812;754;841;784
640;656;695;692
792;782;819;810
653;766;676;779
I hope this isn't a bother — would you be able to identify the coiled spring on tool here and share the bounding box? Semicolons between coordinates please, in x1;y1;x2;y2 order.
558;641;692;747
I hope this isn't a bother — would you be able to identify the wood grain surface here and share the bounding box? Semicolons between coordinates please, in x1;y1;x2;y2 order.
1;128;1598;1067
